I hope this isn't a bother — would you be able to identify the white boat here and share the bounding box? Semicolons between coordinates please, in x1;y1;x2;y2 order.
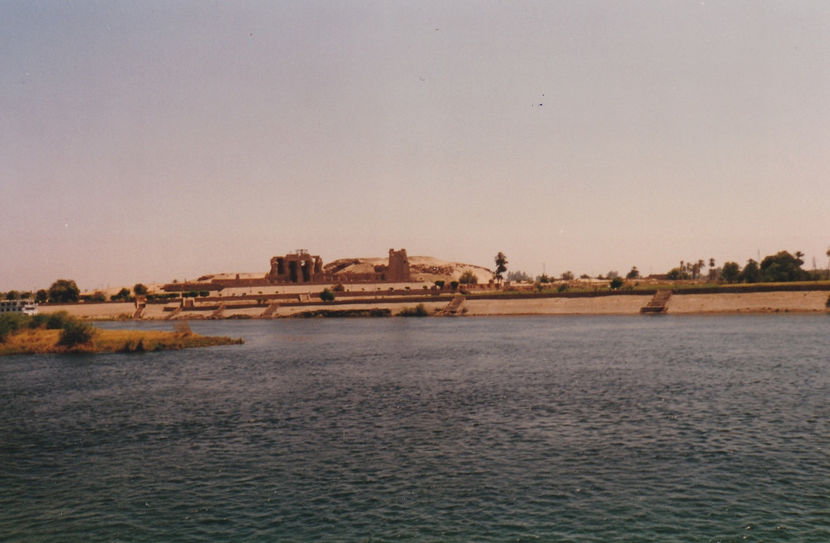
0;299;38;315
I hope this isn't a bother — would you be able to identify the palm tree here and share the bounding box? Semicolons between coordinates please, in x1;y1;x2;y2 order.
494;252;508;286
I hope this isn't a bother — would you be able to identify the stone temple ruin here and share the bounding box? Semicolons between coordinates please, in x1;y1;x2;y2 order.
266;248;410;284
267;250;324;284
161;248;414;294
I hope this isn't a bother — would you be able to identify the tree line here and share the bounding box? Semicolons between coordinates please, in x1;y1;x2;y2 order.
0;281;152;304
498;249;828;288
717;251;815;284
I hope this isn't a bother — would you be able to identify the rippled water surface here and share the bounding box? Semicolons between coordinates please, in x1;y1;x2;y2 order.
2;316;830;542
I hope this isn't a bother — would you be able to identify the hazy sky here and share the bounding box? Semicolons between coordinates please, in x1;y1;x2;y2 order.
2;1;829;291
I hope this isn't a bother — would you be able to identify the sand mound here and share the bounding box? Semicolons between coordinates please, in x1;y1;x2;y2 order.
320;255;492;283
407;256;492;283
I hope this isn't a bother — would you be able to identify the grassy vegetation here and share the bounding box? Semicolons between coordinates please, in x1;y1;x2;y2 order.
398;303;430;317
291;309;391;318
0;313;243;356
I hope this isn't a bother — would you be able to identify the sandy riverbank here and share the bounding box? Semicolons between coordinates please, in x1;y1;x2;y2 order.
40;290;829;320
664;291;828;314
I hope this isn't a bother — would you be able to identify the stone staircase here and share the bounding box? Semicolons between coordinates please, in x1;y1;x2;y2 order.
641;290;672;314
166;306;183;320
209;303;226;319
441;294;466;316
261;303;280;318
133;296;146;319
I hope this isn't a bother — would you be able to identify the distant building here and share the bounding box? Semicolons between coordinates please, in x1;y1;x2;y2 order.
387;248;411;282
0;300;38;315
267;250;324;284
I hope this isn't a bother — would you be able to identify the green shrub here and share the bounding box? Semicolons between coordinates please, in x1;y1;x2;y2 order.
459;270;478;285
319;289;335;302
111;288;132;302
609;277;624;290
119;339;145;353
557;284;569;292
0;314;30;343
28;314;50;329
58;319;95;347
46;311;72;329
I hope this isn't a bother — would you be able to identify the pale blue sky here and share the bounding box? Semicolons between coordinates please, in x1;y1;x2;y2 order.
2;1;829;290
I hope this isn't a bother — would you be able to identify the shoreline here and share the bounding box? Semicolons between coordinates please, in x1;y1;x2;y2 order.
39;290;830;320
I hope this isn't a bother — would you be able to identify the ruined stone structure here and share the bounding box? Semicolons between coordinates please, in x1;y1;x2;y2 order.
267;250;324;284
163;248;415;292
267;248;410;284
387;248;411;282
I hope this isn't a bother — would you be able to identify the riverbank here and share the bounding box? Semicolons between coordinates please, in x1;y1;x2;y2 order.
39;289;830;319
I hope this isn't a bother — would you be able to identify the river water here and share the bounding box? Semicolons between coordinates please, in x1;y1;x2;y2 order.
2;316;829;542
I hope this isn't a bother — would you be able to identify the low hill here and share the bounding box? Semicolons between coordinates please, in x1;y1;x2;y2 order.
323;255;493;284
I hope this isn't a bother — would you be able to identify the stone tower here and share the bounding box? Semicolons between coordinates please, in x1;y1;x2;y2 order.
387;248;411;282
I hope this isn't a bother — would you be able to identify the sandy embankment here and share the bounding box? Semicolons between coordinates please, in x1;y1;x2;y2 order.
462;295;652;315
665;291;828;313
42;291;829;319
464;291;828;315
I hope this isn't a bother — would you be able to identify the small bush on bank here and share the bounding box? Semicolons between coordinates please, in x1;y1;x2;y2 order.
46;312;73;329
119;339;145;353
459;271;478;285
28;314;50;329
399;304;429;317
0;314;29;343
291;309;391;318
58;319;95;347
111;288;132;302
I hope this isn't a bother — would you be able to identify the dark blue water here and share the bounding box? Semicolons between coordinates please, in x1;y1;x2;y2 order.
2;316;830;542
